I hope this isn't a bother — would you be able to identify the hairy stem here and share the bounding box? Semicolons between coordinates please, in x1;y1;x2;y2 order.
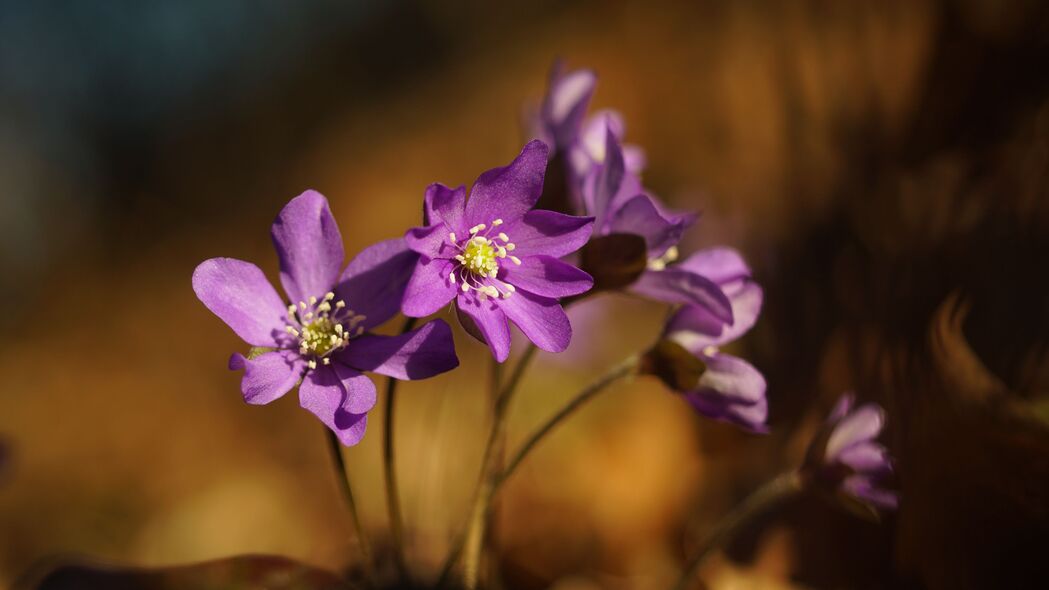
383;316;417;581
437;344;538;588
671;472;802;590
493;355;639;492
327;428;376;588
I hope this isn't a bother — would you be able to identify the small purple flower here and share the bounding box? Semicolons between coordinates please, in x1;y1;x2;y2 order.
192;191;459;445
663;248;767;432
804;393;898;512
529;62;645;184
402;140;595;362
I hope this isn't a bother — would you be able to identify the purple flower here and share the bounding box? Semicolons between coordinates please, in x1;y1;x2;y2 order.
529;62;645;184
804;393;898;511
401;140;595;362
192;191;459;445
663;248;767;432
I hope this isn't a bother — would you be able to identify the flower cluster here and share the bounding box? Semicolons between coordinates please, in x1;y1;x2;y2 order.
532;62;766;430
187;60;899;589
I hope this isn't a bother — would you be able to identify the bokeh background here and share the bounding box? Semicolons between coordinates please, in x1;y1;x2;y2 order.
2;1;1048;588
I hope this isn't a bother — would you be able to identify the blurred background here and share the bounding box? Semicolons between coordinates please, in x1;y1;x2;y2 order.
1;0;1048;588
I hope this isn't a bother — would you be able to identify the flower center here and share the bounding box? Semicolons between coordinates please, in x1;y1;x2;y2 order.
284;292;366;369
446;219;521;300
646;246;679;271
462;240;497;276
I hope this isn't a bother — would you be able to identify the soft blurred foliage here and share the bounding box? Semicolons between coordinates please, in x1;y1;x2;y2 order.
2;0;1048;588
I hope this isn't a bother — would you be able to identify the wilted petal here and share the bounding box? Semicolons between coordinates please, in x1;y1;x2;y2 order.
401;257;458;318
336;238;419;330
424;183;467;232
502;255;594;298
271;190;344;305
192;258;287;347
457;294;512;362
337;319;458;380
229;350;305;405
631;268;734;324
464;140;549;227
499;289;572;354
299;365;375;446
504;210;594;258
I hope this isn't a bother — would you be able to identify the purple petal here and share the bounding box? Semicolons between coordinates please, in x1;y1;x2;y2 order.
457;294;512;362
607;194;692;258
677;248;752;286
464;140;549;227
685;352;768;433
405;224;450;259
504;210;594;258
825;403;885;462
623;145;647;175
827;392;856;424
402;257;458;318
271;190;344;305
667;281;763;351
501;255;593;298
498;289;572;354
543;67;597;149
299;365;375;446
192;258;288;347
337;319;459;380
842;475;899;510
838;442;893;475
423;183;467;233
335;238;419;330
584;122;626;229
228;350;305;405
631;268;734;324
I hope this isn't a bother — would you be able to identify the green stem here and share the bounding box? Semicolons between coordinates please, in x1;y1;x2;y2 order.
436;344;539;588
492;355;639;492
326;428;376;588
671;472;801;590
383;316;417;581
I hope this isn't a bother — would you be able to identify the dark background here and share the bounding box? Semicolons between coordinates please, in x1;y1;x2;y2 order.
1;1;1047;588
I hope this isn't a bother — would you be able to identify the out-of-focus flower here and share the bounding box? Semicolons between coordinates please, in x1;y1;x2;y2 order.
529;63;645;185
662;248;767;432
193;191;459;445
402;140;594;362
803;393;898;513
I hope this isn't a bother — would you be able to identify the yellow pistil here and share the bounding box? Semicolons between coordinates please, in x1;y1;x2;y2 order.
463;238;498;277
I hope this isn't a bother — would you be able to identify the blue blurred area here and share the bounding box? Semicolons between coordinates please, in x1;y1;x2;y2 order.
0;1;419;300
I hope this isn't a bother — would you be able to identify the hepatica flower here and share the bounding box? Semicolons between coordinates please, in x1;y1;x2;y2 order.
803;393;898;512
402;140;595;362
664;248;767;432
530;62;645;186
193;191;458;445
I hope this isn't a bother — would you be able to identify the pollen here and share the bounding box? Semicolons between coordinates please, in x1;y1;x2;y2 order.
446;217;519;300
284;292;363;368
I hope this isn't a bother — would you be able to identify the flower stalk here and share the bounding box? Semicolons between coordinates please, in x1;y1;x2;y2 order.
383;316;418;581
326;428;376;588
671;471;801;590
